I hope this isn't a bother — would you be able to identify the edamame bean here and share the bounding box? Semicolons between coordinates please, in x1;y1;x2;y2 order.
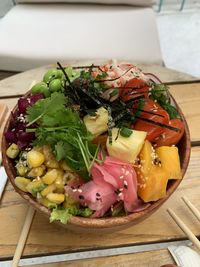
31;82;50;97
49;79;62;92
43;69;60;83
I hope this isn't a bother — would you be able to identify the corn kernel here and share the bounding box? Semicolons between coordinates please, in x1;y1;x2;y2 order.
41;184;56;197
42;169;58;184
16;162;28;176
55;176;64;193
27;150;45;168
46;193;65;204
63;196;78;208
45;159;60;169
27;165;46;178
6;143;20;159
15;177;30;192
42;145;53;161
60;160;72;171
26;179;45;195
38;197;51;207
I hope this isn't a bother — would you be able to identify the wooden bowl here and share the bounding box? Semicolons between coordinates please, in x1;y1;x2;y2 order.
1;93;191;232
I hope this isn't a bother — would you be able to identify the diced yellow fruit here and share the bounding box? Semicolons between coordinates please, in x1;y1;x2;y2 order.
26;179;45;195
27;165;46;178
138;165;169;202
42;169;58;184
6;143;20;159
138;140;154;175
16;161;28;176
41;184;56;197
83;107;109;137
156;146;182;180
46;193;65;204
15;177;30;192
106;128;147;163
27;150;45;168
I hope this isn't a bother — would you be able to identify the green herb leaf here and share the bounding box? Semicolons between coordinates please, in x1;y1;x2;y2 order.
150;83;180;119
26;92;66;127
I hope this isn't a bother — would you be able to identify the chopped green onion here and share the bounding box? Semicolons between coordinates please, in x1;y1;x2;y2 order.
109;89;119;97
120;128;132;138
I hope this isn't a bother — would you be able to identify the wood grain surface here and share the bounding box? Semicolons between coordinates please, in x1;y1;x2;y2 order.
0;146;199;258
28;249;175;267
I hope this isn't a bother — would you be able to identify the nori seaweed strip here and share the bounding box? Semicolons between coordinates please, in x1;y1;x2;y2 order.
95;67;134;83
135;116;180;132
123;95;146;104
132;108;165;117
78;86;103;106
107;106;113;144
72;65;100;69
57;62;72;86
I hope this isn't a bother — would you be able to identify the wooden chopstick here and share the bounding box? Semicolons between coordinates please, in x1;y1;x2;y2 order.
11;206;35;267
182;196;200;221
167;208;200;251
10;81;38;266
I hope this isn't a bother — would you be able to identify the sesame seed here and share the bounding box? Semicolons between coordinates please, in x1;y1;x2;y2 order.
119;188;123;192
125;170;130;176
124;180;128;186
161;133;166;139
72;189;77;192
78;189;82;193
118;192;123;197
124;180;128;189
119;175;124;179
121;168;125;173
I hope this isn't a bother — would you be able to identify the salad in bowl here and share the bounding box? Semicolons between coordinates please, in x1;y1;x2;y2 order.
2;60;190;230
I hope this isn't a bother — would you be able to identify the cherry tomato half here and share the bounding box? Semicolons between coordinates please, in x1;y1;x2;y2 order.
154;119;185;147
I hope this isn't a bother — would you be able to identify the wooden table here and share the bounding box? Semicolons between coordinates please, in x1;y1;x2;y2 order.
0;64;200;267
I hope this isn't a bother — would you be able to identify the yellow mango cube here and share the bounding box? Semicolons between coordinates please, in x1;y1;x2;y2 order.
156;146;181;180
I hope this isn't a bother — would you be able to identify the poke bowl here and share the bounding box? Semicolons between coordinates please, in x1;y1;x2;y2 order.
2;60;191;232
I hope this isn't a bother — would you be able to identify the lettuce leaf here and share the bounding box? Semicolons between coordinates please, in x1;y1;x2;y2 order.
50;207;93;224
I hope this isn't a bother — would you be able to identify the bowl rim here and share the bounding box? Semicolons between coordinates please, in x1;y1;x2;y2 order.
1;90;191;229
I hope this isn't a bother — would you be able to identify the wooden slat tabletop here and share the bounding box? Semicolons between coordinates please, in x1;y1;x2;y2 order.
0;66;200;266
29;249;175;267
